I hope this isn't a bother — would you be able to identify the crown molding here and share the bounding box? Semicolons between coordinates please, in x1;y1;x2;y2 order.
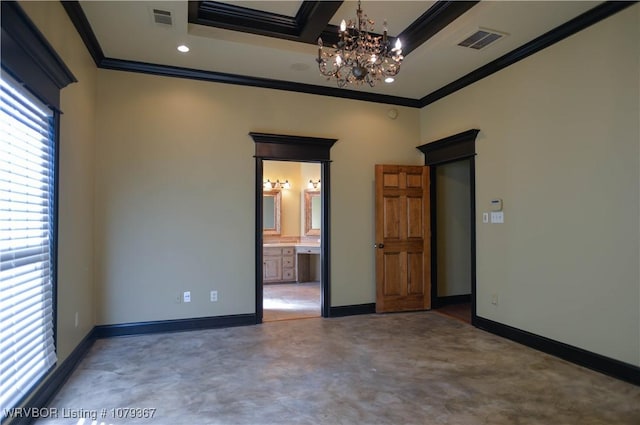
62;1;635;109
419;1;637;107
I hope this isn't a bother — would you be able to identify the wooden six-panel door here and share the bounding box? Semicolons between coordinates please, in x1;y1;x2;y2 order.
375;165;431;313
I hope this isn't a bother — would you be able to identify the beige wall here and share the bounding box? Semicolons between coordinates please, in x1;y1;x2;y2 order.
20;2;97;363
421;5;640;365
20;0;639;374
94;71;421;324
436;159;471;297
264;161;302;237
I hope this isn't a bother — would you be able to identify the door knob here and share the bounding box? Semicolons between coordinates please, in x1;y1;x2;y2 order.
374;243;384;248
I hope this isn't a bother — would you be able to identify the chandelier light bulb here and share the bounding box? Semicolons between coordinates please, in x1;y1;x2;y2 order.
340;19;347;32
336;55;342;66
395;39;402;51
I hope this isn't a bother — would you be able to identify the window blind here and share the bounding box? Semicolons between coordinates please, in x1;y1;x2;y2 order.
0;71;57;417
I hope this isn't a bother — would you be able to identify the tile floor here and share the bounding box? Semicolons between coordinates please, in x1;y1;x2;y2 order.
32;312;640;425
263;281;320;322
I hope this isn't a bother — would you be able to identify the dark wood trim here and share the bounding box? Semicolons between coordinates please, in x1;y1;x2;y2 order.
329;303;376;317
469;157;477;321
320;162;331;318
190;1;476;56
93;314;256;338
400;1;479;56
102;57;420;107
62;1;635;109
255;159;264;324
190;1;300;39
251;133;337;320
417;129;480;165
1;1;76;110
419;1;636;107
250;132;337;162
296;2;343;43
60;1;104;66
8;329;97;425
190;1;343;44
475;316;640;386
60;1;419;107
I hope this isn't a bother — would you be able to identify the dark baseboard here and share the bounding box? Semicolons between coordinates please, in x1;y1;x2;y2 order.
329;303;376;317
93;313;257;338
7;328;97;425
433;294;471;308
475;316;640;386
5;314;258;424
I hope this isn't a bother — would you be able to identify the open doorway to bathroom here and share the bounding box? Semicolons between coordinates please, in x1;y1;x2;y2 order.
251;132;336;324
262;160;322;322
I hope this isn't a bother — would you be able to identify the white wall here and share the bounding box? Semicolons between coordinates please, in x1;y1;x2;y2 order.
20;1;97;362
420;5;640;366
94;70;421;325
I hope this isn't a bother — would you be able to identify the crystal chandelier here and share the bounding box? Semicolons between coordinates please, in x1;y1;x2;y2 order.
316;0;403;88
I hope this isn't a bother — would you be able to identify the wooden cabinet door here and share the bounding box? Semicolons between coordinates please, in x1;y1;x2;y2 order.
375;165;431;313
263;257;282;282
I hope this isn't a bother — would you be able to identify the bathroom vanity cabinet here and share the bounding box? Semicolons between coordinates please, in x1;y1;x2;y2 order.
263;246;296;283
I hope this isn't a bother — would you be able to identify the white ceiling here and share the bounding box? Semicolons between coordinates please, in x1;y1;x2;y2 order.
79;1;602;101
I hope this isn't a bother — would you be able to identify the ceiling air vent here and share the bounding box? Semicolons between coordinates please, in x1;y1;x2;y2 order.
152;8;173;26
458;28;506;50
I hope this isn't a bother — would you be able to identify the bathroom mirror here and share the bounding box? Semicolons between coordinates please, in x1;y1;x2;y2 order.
263;190;281;235
304;189;321;236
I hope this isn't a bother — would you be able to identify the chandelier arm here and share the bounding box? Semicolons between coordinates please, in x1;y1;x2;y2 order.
316;0;402;88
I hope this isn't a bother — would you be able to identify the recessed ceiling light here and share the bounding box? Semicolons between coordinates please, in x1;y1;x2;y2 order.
177;45;190;53
384;77;395;83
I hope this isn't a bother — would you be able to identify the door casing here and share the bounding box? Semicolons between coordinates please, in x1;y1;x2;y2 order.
417;129;480;324
250;133;337;323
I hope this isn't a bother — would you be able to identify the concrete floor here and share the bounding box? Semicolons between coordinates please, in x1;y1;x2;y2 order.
36;312;639;425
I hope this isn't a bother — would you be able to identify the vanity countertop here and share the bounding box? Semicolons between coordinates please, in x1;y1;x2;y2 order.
263;243;320;248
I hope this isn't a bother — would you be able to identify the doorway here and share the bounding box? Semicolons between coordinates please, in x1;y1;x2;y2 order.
417;129;479;325
250;132;337;324
262;160;322;322
432;159;472;323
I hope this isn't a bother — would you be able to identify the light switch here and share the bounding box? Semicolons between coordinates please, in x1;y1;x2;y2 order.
482;213;489;223
490;211;504;224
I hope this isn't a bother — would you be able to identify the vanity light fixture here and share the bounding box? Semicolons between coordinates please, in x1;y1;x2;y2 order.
177;44;190;53
263;179;291;190
308;179;321;190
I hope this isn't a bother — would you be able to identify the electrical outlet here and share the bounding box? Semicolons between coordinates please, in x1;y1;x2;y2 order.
183;291;191;303
210;290;218;302
74;312;79;328
175;293;182;304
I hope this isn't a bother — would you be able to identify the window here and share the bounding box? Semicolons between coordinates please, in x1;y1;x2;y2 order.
0;71;57;418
